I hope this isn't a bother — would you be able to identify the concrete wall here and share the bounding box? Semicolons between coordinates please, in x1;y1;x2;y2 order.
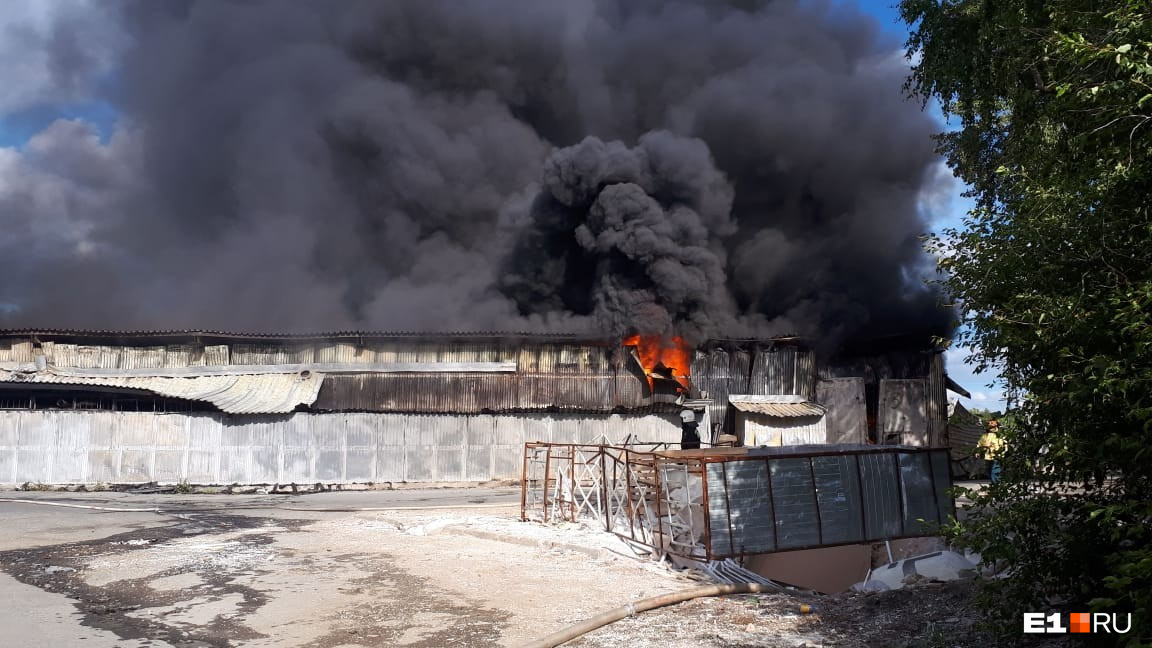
0;410;680;485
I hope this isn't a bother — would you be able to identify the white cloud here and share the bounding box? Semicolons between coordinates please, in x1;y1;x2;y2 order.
0;0;123;115
918;161;962;225
0;117;137;257
944;345;970;367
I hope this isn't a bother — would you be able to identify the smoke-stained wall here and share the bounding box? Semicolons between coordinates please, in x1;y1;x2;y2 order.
0;0;953;344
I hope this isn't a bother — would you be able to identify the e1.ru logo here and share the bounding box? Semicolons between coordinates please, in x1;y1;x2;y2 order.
1024;612;1132;634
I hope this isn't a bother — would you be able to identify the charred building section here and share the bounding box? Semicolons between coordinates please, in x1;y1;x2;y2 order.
0;330;952;485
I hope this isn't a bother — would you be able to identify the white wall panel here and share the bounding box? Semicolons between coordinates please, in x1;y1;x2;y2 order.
0;410;679;484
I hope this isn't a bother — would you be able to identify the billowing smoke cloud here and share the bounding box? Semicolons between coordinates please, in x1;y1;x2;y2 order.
505;133;740;341
0;0;953;342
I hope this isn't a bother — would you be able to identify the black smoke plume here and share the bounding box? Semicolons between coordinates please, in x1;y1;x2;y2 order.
0;0;954;343
503;133;739;342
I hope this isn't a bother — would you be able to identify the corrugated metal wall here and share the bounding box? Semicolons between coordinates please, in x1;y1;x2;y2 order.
4;338;631;372
0;410;680;485
926;353;947;446
690;347;751;440
1;335;947;450
748;347;815;399
739;414;828;447
692;345;814;439
314;373;647;412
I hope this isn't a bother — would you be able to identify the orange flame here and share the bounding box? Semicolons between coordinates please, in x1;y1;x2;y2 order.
623;334;692;392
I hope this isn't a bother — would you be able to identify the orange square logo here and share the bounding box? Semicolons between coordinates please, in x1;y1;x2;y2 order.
1070;612;1091;633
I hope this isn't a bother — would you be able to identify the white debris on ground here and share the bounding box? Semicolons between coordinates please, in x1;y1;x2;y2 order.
349;511;666;564
309;508;700;647
83;526;279;587
857;550;979;592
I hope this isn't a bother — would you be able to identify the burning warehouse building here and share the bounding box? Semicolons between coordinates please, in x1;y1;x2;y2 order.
0;329;952;486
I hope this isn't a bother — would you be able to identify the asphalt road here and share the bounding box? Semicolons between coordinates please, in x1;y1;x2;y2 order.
0;487;523;647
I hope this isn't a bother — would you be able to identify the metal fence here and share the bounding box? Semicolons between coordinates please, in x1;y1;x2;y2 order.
521;442;954;562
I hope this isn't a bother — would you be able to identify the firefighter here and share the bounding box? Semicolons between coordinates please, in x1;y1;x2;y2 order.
976;419;1006;483
679;409;701;450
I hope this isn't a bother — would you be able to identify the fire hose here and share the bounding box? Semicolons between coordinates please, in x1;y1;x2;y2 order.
521;582;808;648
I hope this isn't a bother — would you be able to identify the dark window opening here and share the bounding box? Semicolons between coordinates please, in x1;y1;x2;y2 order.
0;388;214;413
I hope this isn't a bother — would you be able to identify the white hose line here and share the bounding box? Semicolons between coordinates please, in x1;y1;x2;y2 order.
0;498;161;513
1;497;516;514
279;501;518;512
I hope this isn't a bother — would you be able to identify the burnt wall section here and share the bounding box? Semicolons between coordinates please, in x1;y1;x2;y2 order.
691;339;945;445
0;331;948;446
818;345;945;446
691;344;815;441
314;368;647;412
0;333;648;414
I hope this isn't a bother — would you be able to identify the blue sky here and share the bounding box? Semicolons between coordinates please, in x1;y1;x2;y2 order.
0;100;117;147
0;0;1006;411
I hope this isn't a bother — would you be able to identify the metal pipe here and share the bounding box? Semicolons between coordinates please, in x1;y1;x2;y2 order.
599;446;610;532
893;453;906;536
520;444;532;521
720;460;735;557
807;456;823;545
700;459;713;558
542;445;553;522
520;582;788;648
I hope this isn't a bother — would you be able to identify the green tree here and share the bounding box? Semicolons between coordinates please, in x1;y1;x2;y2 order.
966;407;1003;424
900;0;1152;643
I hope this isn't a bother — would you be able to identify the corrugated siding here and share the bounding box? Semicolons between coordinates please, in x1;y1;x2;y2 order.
0;336;946;430
748;347;814;398
927;353;947;446
310;341;640;413
0;410;680;484
0;371;323;414
614;370;649;408
0;339;34;363
524;375;619;410
690;348;751;438
204;345;230;365
119;346;168;369
730;401;826;417
316;374;520;412
11;337;531;370
743;413;827;446
314;373;639;412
